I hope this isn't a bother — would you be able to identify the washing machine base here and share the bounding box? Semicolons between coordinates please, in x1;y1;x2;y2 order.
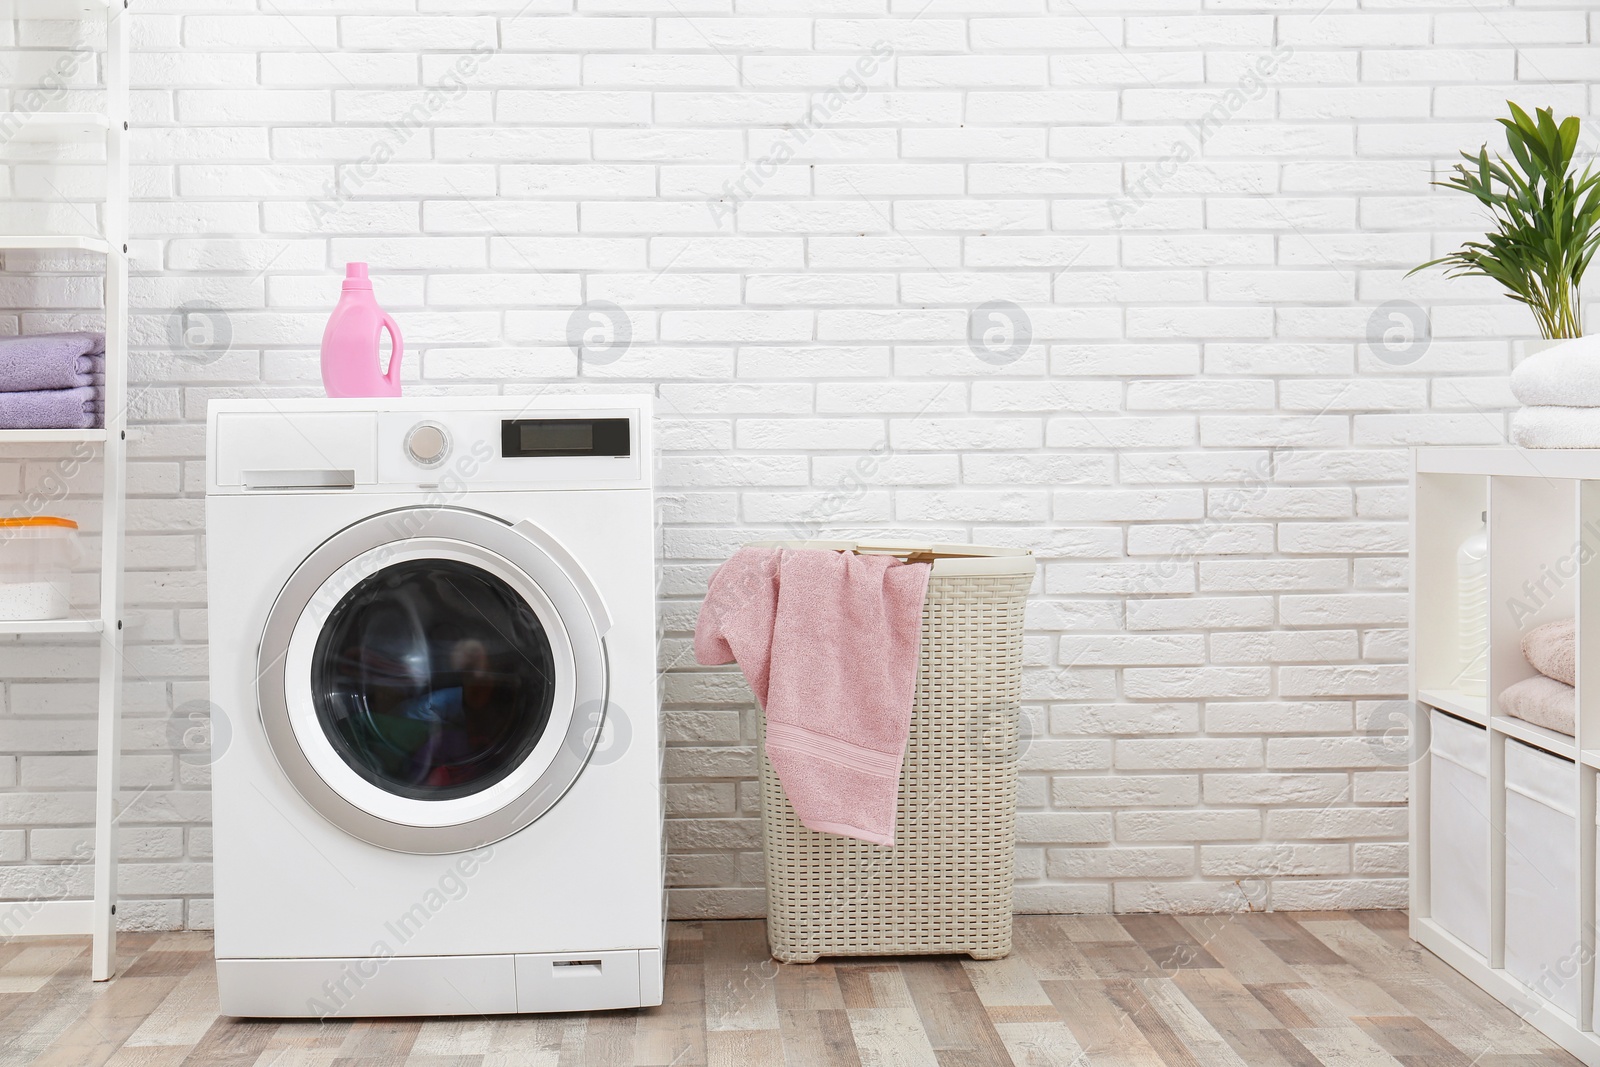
217;949;664;1018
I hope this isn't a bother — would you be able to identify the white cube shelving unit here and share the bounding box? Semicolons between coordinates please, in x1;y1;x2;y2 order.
1412;447;1600;1065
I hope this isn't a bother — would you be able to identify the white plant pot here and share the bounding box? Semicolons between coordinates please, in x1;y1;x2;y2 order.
1514;337;1571;363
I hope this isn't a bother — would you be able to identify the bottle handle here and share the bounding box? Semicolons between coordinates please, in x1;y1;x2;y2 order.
380;313;404;389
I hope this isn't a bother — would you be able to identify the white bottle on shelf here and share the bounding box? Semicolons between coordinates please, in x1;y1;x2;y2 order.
1457;511;1488;697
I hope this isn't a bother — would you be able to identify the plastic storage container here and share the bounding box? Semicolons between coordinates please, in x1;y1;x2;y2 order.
0;517;77;620
1505;738;1580;1016
1429;709;1490;957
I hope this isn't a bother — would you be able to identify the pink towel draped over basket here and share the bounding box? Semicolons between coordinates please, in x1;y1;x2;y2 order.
694;545;932;846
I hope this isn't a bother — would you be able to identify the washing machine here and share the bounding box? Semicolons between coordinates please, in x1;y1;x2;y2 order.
205;396;663;1018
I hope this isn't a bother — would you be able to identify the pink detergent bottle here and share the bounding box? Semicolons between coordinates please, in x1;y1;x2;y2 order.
320;263;403;398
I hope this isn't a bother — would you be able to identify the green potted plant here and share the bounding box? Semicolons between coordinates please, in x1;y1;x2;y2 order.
1411;103;1600;344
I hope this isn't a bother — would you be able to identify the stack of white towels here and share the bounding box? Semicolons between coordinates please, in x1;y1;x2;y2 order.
1510;337;1600;448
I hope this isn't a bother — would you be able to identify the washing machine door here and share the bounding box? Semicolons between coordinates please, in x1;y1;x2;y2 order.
256;507;611;854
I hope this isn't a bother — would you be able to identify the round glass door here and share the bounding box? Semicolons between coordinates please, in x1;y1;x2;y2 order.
257;508;611;855
312;559;557;802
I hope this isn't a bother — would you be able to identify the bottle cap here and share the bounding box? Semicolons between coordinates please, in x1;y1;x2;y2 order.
342;262;372;291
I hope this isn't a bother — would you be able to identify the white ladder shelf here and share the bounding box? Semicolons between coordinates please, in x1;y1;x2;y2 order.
1;0;129;982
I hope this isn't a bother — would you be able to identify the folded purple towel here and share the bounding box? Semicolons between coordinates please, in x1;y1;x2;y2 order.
0;332;105;393
0;386;102;430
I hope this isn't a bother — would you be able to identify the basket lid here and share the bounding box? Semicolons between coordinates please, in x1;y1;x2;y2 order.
0;516;77;530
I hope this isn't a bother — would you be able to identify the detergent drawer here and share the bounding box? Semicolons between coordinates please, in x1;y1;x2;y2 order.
213;410;378;489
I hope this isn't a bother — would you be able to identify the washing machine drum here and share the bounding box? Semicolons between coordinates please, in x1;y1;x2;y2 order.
256;507;611;854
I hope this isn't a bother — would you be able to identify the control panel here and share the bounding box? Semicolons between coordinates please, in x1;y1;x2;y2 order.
208;399;651;494
376;408;644;490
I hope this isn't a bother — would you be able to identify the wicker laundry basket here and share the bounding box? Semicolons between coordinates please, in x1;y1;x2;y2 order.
751;540;1035;963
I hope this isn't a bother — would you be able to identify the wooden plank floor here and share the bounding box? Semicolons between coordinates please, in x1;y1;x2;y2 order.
0;912;1579;1066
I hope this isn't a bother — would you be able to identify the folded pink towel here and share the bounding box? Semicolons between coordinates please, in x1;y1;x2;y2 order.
1523;617;1574;687
694;547;931;845
1498;673;1575;736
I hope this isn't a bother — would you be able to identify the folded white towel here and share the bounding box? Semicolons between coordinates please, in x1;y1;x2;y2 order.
1498;673;1575;736
1511;336;1600;407
1510;405;1600;448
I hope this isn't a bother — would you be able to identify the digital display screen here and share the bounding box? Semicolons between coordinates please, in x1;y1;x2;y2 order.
522;423;592;452
501;418;630;458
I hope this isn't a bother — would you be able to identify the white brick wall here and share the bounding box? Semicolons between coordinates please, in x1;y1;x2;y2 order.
0;1;1591;929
